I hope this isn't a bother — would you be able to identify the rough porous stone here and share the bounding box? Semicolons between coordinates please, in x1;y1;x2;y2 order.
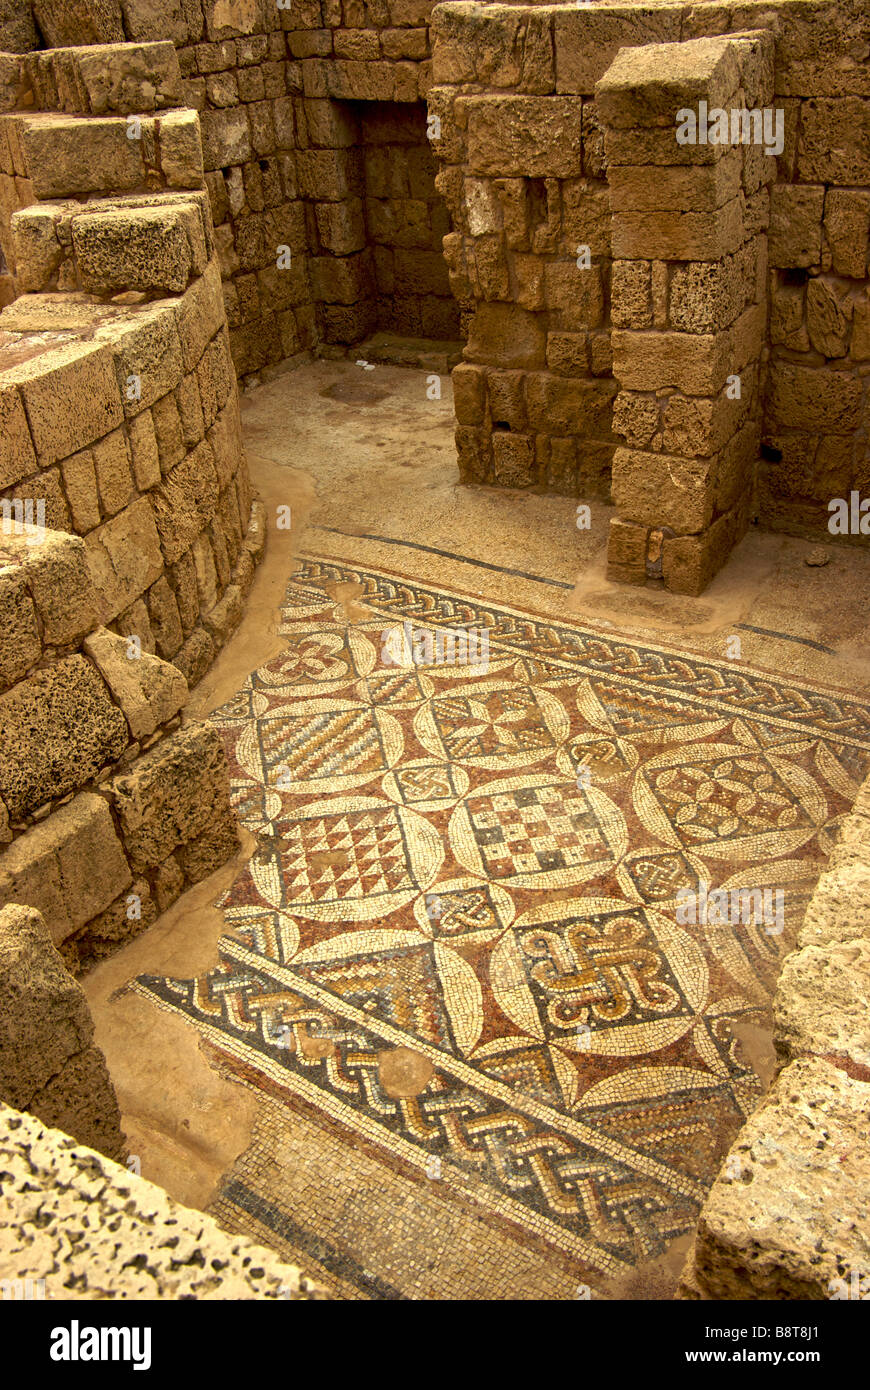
84;626;188;740
0;1102;325;1298
0;793;132;945
0;904;125;1157
0;658;129;821
682;1057;870;1300
106;720;238;874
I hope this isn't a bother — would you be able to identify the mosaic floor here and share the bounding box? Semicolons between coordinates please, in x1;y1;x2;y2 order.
134;554;870;1292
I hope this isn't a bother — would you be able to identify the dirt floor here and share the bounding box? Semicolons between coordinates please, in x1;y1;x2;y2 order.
82;358;870;1299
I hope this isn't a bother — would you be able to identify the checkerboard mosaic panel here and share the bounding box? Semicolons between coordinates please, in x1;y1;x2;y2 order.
136;556;870;1278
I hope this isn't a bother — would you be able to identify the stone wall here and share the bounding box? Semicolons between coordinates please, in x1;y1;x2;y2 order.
0;1099;325;1298
0;46;261;971
680;774;870;1299
427;0;870;589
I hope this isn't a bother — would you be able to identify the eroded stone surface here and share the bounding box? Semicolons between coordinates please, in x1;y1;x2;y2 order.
0;1101;325;1299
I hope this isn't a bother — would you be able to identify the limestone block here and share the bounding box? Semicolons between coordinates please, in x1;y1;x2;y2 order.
120;0;188;48
768;362;862;433
614;326;727;397
61;448;101;532
173;626;214;685
152;440;220;564
0;381;36;490
196;331;234;426
151;391;187;472
612;447;713;534
92;427;136;517
545;331;588;377
612;198;744;262
0;902;93;1109
0;659;128;820
683;1057;870;1300
0;794;131;944
192;529;217;612
71;40;183;114
0;0;36;53
607;154;742;215
203;582;241;646
206;397;243;490
595;34;743;130
798;98;870;185
145;574;184;659
106;720;237;874
776;937;870;1070
851;294;870;361
199;105;251;171
769;278;809;352
28;1044;125;1158
158;108;205;188
806;277;853;358
491;432;534;488
661;500;747;595
768;184;824;269
824;189;870;279
127;409;161;491
176;372;205;448
554;6;682;95
3;341;124;466
103;303;185;417
543;260;604;330
32;0;124;46
3;530;99;648
465;96;581;178
71;205;200;295
524;373;614;436
84;627;188;740
0;568;40;690
19;113;146;199
9;204;64;293
606;516;648;584
464;301;546;370
71;877;156;969
670;250;752;334
611;260;651;330
84;496;165;622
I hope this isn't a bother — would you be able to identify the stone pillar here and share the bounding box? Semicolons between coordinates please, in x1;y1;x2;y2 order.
598;32;773;594
0;902;125;1160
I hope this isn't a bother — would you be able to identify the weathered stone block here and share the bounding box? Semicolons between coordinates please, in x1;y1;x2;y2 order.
0;567;40;691
7;530;99;647
71;204;201;295
491;432;534;488
20;112;146;198
4;341;124;465
84;496;164;622
465;95;581;178
464;301;546;370
151;441;220;564
768;184;824;269
612;446;713;535
0;902;93;1107
84;626;188;739
0;382;36;491
0;793;131;944
106;720;237;873
0;658;128;820
682;1057;870;1300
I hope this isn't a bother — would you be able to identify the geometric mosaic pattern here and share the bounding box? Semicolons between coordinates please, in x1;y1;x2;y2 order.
135;555;870;1279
